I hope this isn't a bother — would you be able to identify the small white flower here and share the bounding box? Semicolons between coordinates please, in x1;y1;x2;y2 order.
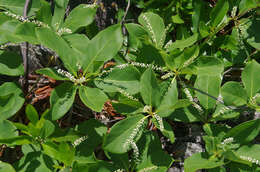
72;135;88;147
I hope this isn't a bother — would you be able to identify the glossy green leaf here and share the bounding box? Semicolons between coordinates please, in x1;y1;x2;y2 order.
225;119;260;144
236;144;260;166
0;161;15;172
0;50;24;76
136;132;174;172
50;82;77;120
157;99;191;117
36;0;52;25
0;0;40;16
36;27;79;74
83;24;123;73
14;144;56;172
197;57;224;76
238;17;260;50
221;81;248;106
195;75;221;110
239;0;259;15
168;33;199;51
0;120;18;141
103;114;147;153
36;67;68;80
25;104;39;125
184;152;225;172
161;120;175;143
140;67;161;108
0;82;24;120
63;4;97;32
79;86;108;112
75;119;107;163
210;0;229;27
15;22;38;44
95;66;141;95
42;142;75;166
156;80;178;117
241;60;260;98
62;34;90;54
138;12;166;47
51;0;69;29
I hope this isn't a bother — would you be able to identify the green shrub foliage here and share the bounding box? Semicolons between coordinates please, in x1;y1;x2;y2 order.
0;0;259;171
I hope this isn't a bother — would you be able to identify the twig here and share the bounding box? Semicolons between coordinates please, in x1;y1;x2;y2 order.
121;0;131;25
21;0;30;93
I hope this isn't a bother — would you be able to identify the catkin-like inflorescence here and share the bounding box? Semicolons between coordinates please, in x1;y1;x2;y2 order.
153;113;164;131
4;11;50;28
117;88;139;101
72;135;88;147
57;28;72;36
240;155;260;165
57;69;86;84
139;166;158;172
123;117;146;162
142;14;156;44
221;137;234;145
184;88;204;114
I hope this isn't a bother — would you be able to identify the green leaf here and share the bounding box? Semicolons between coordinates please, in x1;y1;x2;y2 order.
236;144;260;165
211;104;240;122
103;114;147;154
36;67;68;80
83;24;123;73
63;4;97;32
221;81;248;106
140;67;161;108
161;120;175;143
0;50;24;76
192;0;207;33
79;86;108;112
50;82;77;120
0;20;22;43
95;66;141;95
156;80;178;117
239;0;259;15
168;33;199;50
157;99;191;117
15;22;39;44
25;104;39;125
42;142;75;166
172;14;184;24
195;57;224;111
241;60;260;98
51;0;69;29
0;161;15;172
36;0;52;25
168;104;203;123
125;23;149;40
195;75;221;110
36;27;79;74
197;57;224;76
136;132;174;172
0;82;24;120
0;120;18;141
210;0;229;27
75;119;107;163
14;144;56;172
225;119;260;144
62;34;90;54
0;135;32;146
238;17;260;50
0;0;40;16
184;152;225;172
138;12;166;48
